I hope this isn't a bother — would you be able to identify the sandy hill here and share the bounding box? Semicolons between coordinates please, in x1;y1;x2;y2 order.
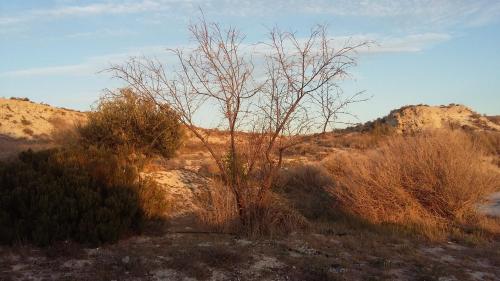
0;97;87;140
355;104;500;134
0;97;87;159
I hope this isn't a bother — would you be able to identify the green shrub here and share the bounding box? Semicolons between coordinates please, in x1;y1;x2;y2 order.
78;88;183;159
0;148;167;246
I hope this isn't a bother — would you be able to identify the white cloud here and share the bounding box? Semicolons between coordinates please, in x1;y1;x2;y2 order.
35;0;162;17
252;0;500;28
1;64;93;77
0;32;451;78
361;33;452;53
0;45;168;77
1;0;499;29
66;28;136;39
0;0;166;26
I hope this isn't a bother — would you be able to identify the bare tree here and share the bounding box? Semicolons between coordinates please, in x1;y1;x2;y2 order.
316;88;369;133
107;17;368;224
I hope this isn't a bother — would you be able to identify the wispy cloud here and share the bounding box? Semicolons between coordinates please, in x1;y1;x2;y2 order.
0;45;168;77
362;33;452;53
1;0;499;30
0;32;451;78
65;28;136;39
0;0;165;26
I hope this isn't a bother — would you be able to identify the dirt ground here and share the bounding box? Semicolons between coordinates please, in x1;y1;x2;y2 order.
1;221;499;281
1;167;499;281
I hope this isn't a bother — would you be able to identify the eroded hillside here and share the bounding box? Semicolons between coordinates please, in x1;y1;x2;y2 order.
356;104;500;134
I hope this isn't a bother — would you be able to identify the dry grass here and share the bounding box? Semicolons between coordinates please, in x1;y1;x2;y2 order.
276;164;335;220
486;115;500;125
322;130;500;240
197;181;240;233
197;180;307;237
197;158;220;177
241;194;308;237
468;130;500;156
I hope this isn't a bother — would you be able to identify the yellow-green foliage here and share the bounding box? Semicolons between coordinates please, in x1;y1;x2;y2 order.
78;88;183;159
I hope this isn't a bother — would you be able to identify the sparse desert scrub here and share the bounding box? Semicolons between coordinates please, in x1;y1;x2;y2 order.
323;130;500;240
198;180;307;237
0;90;180;246
322;132;391;150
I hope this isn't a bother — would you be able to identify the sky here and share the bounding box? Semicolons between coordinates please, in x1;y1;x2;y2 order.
1;0;499;125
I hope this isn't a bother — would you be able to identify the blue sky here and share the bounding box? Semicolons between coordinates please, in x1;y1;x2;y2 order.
1;0;499;124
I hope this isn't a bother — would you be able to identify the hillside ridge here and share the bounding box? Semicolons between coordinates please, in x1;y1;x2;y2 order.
354;103;500;133
0;97;87;140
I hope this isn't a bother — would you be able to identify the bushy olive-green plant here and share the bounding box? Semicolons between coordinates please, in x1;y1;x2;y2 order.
79;88;183;159
0;147;167;246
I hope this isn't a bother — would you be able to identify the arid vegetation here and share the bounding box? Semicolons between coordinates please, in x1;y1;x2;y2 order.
78;88;183;159
1;20;499;281
0;148;142;246
0;90;181;246
322;130;499;240
108;18;369;234
1;95;499;279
